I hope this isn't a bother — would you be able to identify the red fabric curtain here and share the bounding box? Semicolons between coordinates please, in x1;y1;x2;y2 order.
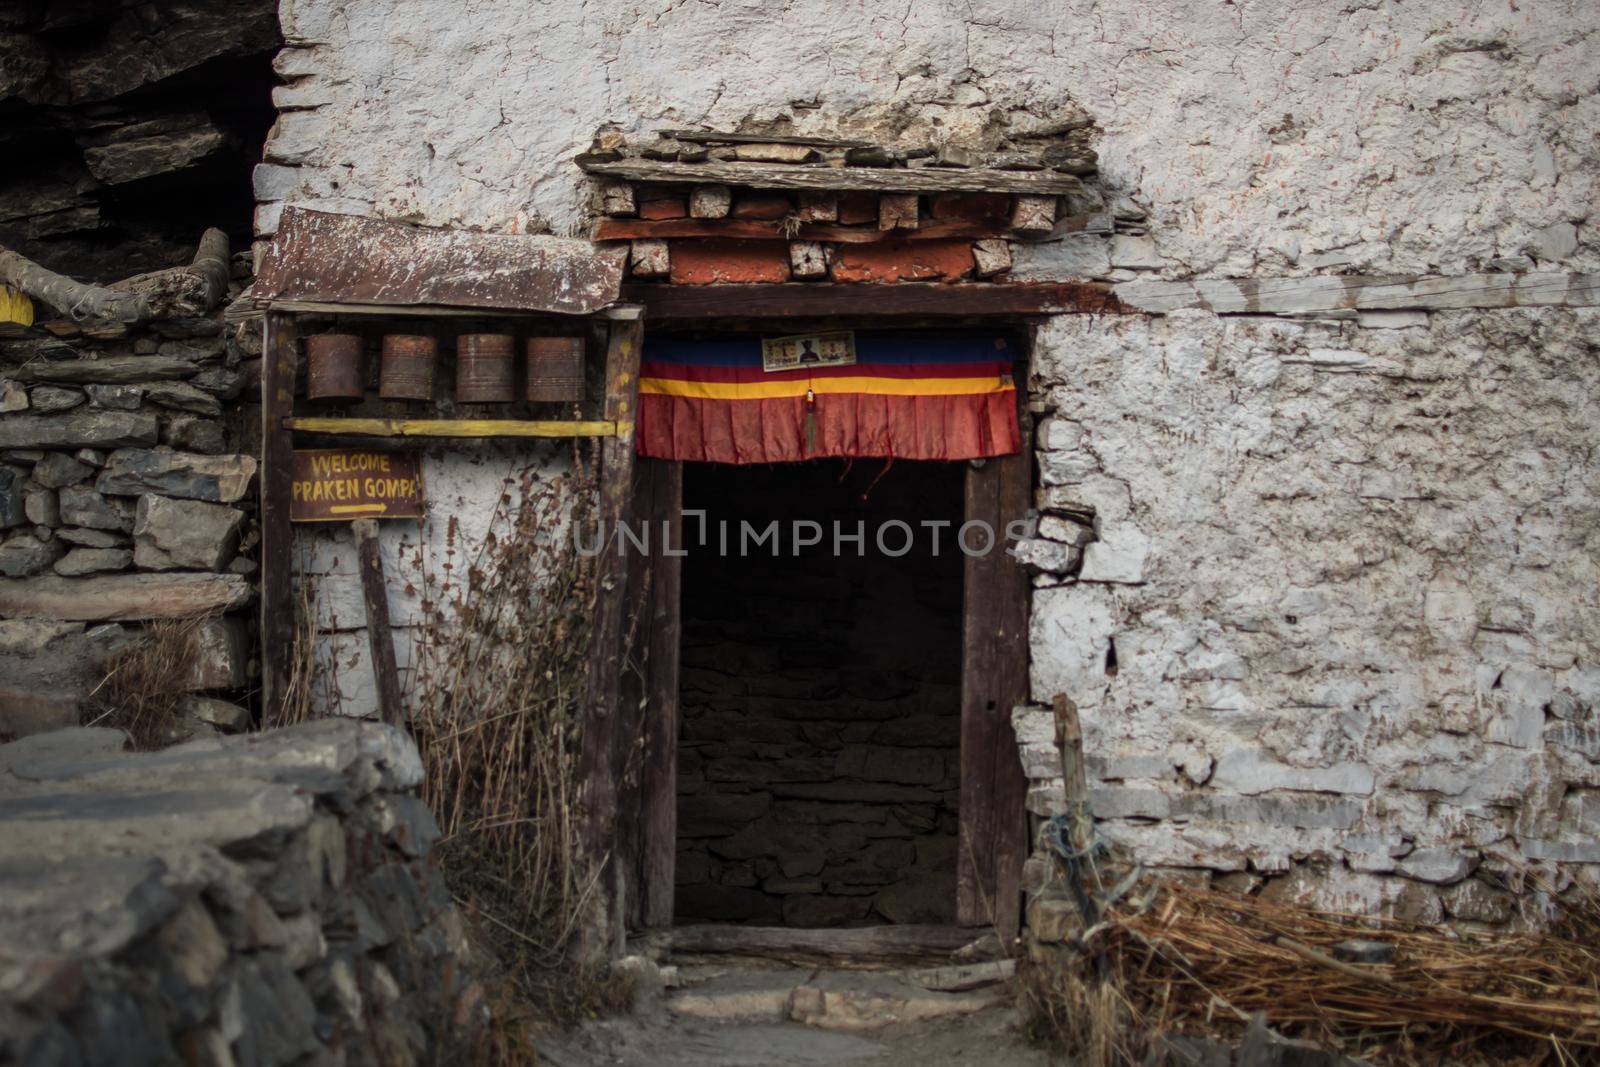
635;332;1021;464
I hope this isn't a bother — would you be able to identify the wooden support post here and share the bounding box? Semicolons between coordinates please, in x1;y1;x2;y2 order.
639;460;683;928
956;388;1032;938
260;312;298;721
352;519;402;727
577;306;645;955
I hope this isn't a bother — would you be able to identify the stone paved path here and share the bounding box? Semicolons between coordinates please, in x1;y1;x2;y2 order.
537;962;1051;1067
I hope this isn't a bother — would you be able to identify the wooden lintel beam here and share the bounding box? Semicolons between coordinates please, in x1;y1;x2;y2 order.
595;217;1011;244
284;417;619;439
661;129;875;148
620;281;1124;320
580;158;1091;194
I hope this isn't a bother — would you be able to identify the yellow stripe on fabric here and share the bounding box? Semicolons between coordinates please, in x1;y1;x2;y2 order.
639;376;1015;400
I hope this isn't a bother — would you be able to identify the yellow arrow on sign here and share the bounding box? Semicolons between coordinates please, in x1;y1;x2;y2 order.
329;503;388;515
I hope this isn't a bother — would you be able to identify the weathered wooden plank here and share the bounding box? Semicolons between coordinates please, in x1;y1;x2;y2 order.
577;310;645;955
643;460;683;928
671;924;977;966
255;207;627;314
352;519;402;728
609;457;683;930
957;393;1032;937
0;572;253;621
284;418;617;439
663;129;874;148
621;281;1124;320
581;158;1091;195
260;313;297;722
593;216;1009;244
1114;272;1600;315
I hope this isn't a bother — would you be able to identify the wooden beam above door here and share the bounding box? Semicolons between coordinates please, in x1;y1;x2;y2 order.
620;281;1124;320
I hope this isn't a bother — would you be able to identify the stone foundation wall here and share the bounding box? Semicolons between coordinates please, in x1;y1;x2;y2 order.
0;719;479;1066
1014;307;1600;923
675;462;964;927
0;286;263;741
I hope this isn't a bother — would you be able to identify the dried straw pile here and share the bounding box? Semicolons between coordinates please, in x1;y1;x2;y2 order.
1028;875;1600;1066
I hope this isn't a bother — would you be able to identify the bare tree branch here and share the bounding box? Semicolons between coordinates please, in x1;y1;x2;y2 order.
0;227;230;325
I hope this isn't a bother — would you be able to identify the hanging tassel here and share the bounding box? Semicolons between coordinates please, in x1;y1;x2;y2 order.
805;387;816;454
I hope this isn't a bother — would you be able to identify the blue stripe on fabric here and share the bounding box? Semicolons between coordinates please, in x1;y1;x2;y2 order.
642;332;1012;368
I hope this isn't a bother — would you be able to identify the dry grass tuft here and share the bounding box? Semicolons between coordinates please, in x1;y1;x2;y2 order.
401;452;612;1048
88;615;208;749
1022;868;1600;1066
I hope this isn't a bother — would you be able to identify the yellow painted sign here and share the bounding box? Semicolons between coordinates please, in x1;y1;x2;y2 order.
290;449;424;522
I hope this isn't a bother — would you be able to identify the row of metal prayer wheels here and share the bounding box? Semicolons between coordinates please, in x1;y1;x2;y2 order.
305;333;584;403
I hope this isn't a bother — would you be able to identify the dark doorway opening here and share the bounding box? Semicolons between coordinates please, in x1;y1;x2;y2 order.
674;459;966;927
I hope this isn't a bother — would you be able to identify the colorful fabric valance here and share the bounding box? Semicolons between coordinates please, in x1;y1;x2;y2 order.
636;331;1021;464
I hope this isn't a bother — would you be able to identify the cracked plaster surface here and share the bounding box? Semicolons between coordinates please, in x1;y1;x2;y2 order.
266;0;1598;276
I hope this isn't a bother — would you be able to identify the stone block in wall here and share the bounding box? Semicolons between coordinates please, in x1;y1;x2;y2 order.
0;412;159;449
1077;522;1150;583
0;465;25;527
29;386;85;413
96;449;256;503
143;381;222;417
31;453;94;489
0;532;64;577
59;484;132;530
54;546;132;575
172;616;250;691
1170;792;1363;830
1029;585;1115;708
132;494;243;571
1210;749;1374;796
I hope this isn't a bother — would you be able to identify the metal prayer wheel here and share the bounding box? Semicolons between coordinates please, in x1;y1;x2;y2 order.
525;337;584;402
379;334;438;400
455;333;516;403
305;333;364;401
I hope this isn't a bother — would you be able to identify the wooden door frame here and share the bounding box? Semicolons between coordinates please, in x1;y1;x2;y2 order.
617;329;1033;937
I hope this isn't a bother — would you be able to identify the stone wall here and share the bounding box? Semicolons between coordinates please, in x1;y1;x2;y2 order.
262;1;1596;276
256;0;1600;927
0;282;263;741
676;461;964;927
0;719;480;1066
1016;307;1600;921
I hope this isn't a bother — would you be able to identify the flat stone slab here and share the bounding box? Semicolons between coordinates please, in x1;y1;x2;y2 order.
788;970;1002;1032
0;571;252;620
667;966;809;1022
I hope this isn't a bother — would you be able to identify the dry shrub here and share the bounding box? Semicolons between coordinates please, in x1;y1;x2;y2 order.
261;565;318;731
402;450;613;1046
1021;869;1600;1066
89;615;208;749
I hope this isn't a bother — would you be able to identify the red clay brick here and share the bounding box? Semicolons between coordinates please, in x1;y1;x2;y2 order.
836;192;878;225
730;192;793;220
829;238;974;284
929;192;1011;220
669;239;792;284
639;198;687;220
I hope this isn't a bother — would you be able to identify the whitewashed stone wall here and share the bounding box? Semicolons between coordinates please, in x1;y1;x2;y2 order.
265;0;1600;917
265;0;1597;275
1018;307;1600;919
294;443;575;719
